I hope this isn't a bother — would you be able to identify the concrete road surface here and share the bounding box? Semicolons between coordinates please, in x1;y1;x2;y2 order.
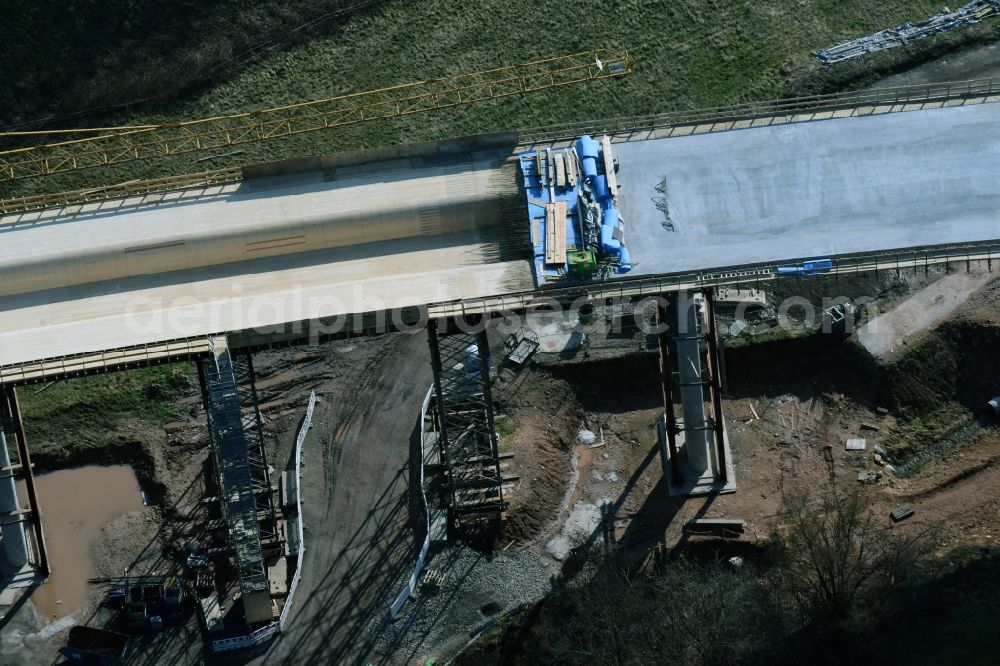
5;101;1000;370
619;102;1000;276
0;154;533;367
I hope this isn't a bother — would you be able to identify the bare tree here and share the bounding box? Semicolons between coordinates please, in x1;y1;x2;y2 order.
775;489;930;623
513;555;780;666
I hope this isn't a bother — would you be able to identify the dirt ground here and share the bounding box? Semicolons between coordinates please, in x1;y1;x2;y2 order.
858;269;998;360
3;279;997;665
869;39;1000;88
495;266;1000;587
10;261;997;665
0;332;431;665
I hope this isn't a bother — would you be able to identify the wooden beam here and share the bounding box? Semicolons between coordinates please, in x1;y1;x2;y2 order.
600;134;618;197
544;201;567;265
565;150;578;187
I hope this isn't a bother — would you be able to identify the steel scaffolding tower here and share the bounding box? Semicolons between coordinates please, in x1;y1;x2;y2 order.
231;352;278;545
427;318;505;528
198;337;273;602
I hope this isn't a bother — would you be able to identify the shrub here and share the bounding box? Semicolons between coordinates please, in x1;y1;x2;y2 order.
773;489;930;624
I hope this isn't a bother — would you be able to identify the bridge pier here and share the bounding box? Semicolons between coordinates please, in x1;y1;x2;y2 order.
657;290;735;496
0;385;49;581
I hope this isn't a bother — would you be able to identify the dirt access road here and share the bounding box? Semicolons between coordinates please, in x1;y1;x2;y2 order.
22;332;433;666
256;331;430;666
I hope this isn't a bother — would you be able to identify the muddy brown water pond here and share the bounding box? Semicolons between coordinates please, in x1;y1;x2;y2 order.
29;465;145;622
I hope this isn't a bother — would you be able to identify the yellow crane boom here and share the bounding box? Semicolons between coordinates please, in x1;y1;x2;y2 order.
0;49;633;181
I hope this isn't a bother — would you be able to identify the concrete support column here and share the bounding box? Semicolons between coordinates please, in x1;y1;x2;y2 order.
676;292;711;473
0;430;30;573
660;291;737;496
0;386;48;577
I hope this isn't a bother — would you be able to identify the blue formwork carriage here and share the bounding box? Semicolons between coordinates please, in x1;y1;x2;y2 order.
519;134;634;287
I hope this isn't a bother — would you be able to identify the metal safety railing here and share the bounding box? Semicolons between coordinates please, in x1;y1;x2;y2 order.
0;167;241;217
278;391;315;630
518;76;1000;144
211;621;281;653
0;50;633;181
427;240;1000;318
3;75;996;218
390;385;436;619
0;336;214;386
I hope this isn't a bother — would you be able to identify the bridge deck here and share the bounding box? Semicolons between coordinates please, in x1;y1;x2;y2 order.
0;153;533;368
620;101;1000;276
2;98;1000;374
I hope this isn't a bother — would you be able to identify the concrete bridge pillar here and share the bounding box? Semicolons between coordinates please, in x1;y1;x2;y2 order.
0;385;49;579
676;292;712;473
656;291;736;496
0;429;30;573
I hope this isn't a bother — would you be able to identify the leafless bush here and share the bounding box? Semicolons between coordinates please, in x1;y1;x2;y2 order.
520;556;781;666
774;489;931;623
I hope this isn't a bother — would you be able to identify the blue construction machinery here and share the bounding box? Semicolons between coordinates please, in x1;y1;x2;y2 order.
776;258;833;275
519;134;634;286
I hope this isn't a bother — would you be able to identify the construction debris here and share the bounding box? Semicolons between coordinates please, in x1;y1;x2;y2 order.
683;518;745;538
815;1;1000;65
846;438;867;451
715;288;766;306
503;327;539;367
890;504;915;523
857;469;881;484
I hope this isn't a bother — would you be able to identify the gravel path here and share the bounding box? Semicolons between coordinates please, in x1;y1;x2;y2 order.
367;545;552;664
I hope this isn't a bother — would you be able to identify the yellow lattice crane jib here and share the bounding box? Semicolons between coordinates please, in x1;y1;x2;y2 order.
0;50;634;181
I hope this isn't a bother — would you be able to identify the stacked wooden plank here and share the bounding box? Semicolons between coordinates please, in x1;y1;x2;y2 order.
600;134;618;198
544;201;567;265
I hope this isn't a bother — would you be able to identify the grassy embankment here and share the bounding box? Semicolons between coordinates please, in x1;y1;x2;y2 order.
16;364;194;469
5;0;1000;202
